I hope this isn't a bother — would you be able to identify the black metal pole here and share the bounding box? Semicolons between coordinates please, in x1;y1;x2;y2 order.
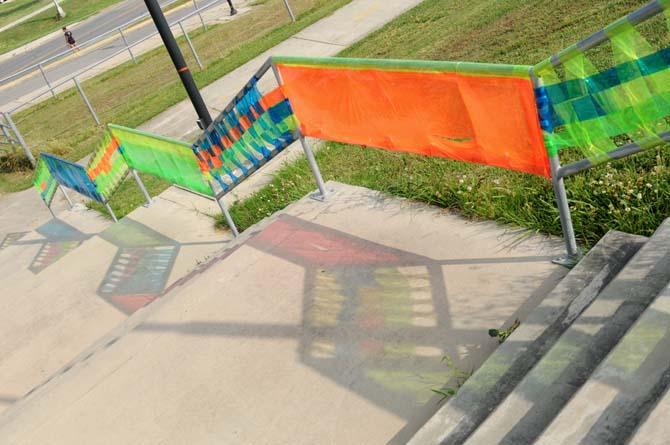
143;0;212;127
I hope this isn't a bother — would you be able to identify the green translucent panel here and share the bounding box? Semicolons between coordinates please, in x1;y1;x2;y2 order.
108;124;213;197
33;157;58;206
536;8;670;164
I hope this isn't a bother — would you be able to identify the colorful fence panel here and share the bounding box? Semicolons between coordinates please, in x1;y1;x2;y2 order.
33;157;58;206
41;153;104;203
109;124;213;197
275;56;550;177
193;79;299;194
86;131;129;201
534;2;670;165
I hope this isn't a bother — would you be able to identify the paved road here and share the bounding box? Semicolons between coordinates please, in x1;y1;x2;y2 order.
0;0;227;110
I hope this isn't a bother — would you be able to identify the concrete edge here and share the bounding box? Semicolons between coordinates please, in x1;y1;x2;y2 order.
407;229;648;445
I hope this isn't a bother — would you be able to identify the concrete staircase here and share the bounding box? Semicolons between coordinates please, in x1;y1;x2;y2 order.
409;218;670;445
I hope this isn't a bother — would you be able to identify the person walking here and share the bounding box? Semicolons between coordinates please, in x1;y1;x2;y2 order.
226;0;237;15
62;26;79;52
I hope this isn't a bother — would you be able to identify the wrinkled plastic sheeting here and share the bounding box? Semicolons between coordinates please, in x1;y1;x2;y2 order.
276;58;550;177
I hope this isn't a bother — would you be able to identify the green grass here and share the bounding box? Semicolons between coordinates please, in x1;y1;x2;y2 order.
0;0;50;30
217;0;670;249
0;0;131;55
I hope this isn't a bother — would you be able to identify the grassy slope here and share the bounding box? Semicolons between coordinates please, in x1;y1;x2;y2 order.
220;0;669;248
0;0;129;55
0;0;50;29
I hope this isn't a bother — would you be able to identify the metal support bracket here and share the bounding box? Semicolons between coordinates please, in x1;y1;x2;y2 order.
551;251;582;268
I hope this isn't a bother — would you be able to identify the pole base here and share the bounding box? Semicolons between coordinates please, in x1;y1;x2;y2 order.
309;190;332;202
551;252;582;269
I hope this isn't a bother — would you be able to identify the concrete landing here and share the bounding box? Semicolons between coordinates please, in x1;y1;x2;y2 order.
0;182;567;444
0;188;230;414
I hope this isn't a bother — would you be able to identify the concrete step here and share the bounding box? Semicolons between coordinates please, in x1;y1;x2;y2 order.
536;280;670;444
628;383;670;444
0;182;568;445
463;218;670;445
408;230;647;445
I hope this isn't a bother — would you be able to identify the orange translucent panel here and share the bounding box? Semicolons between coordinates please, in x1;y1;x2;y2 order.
277;64;550;177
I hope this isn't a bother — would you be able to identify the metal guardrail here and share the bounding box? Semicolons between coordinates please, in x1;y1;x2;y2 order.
5;0;226;114
0;0;183;86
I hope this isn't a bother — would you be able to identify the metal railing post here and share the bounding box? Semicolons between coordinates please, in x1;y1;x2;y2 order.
103;201;118;222
118;28;137;63
193;0;207;30
550;155;580;267
73;77;100;125
271;61;327;200
281;0;296;22
2;112;35;167
178;21;203;70
299;135;328;201
0;122;11;144
45;200;56;218
209;181;239;236
60;185;74;208
38;64;56;98
130;168;152;206
529;67;579;267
